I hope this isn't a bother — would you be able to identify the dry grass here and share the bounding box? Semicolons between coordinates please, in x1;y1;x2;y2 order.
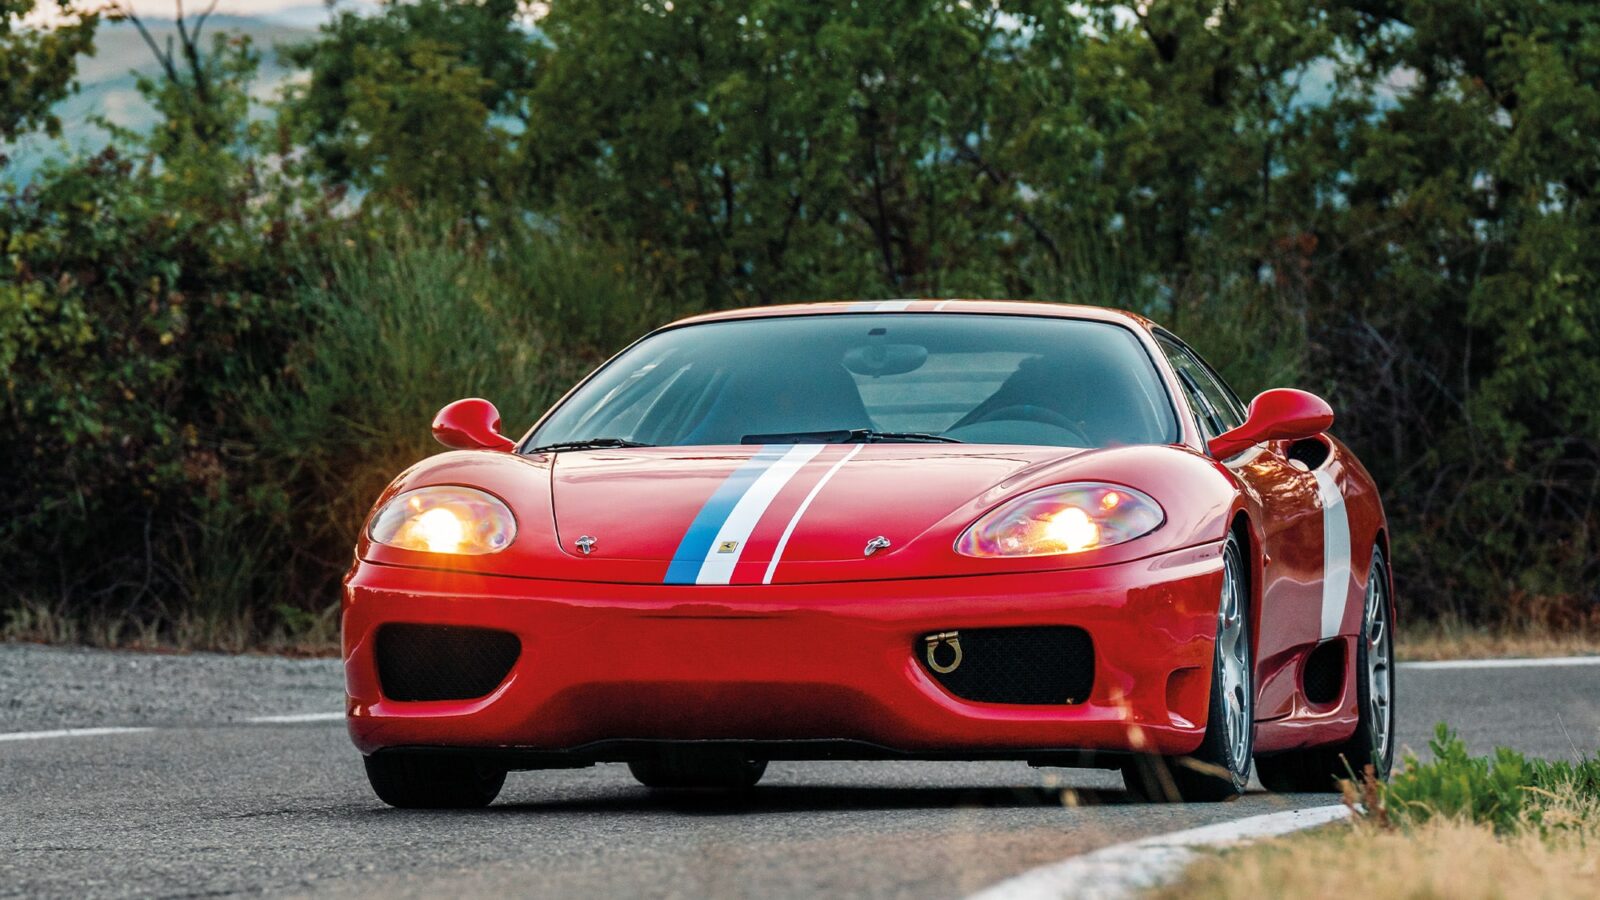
1151;818;1600;900
1154;755;1600;900
1397;617;1600;661
2;597;340;657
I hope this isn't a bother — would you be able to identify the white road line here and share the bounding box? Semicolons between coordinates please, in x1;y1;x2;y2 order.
246;712;346;724
0;726;153;743
968;804;1350;900
1400;656;1600;670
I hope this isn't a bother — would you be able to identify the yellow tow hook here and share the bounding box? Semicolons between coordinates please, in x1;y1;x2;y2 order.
925;631;963;674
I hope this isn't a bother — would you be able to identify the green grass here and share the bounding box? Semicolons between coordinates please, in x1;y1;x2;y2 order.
1359;724;1600;836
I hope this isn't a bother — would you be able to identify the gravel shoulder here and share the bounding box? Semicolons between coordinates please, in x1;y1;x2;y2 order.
0;642;339;730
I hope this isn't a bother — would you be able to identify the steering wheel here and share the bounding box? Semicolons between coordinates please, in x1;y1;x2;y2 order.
966;404;1093;446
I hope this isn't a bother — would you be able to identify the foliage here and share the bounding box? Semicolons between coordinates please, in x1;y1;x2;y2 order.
279;0;531;210
0;0;97;142
527;0;1038;303
231;216;643;613
1362;723;1600;836
1309;1;1600;618
0;30;331;637
519;0;1600;616
4;0;1600;644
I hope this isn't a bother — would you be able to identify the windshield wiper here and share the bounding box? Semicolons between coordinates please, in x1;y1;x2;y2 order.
850;429;963;444
526;438;655;453
742;428;962;445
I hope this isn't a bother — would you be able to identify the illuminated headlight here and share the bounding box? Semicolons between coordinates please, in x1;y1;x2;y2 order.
368;486;516;555
955;483;1164;558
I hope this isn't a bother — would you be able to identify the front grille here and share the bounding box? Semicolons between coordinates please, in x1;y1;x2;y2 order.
375;624;521;702
918;626;1094;705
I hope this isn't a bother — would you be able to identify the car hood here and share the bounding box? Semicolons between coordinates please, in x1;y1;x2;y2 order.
358;443;1234;584
549;445;1071;575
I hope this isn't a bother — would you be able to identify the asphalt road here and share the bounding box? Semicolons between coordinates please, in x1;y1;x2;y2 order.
2;643;1597;899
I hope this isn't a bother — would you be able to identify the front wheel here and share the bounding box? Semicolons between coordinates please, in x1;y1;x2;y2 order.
1123;533;1253;802
1257;546;1396;792
363;753;506;809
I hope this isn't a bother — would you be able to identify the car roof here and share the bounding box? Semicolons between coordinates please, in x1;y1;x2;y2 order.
662;299;1159;332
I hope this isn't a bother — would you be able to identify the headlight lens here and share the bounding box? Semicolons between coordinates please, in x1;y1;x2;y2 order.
955;482;1164;558
368;486;516;555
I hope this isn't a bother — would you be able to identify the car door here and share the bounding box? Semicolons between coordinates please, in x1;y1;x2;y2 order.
1153;333;1326;721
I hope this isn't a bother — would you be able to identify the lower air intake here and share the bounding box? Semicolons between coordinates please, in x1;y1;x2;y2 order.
918;626;1094;705
375;624;521;702
1302;639;1346;706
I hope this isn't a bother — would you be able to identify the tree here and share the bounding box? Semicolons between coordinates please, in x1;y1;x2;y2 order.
0;0;97;143
524;0;1085;303
280;0;531;211
0;13;332;635
1308;0;1600;610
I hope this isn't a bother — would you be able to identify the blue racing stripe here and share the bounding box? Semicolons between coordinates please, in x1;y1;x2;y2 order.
663;446;788;584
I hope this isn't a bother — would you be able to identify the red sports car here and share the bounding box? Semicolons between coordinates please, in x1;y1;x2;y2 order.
344;300;1395;807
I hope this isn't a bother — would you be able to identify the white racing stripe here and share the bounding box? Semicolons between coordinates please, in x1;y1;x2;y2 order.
762;444;864;584
0;726;152;743
1313;468;1352;640
1400;656;1600;670
968;804;1351;900
247;712;346;723
695;443;826;584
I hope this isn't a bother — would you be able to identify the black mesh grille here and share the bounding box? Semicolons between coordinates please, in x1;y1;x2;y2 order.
918;626;1093;705
376;624;521;702
1302;639;1345;705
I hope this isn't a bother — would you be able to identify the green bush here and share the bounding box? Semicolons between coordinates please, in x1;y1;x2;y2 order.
227;217;649;623
1370;724;1600;836
0;148;318;639
7;0;1600;644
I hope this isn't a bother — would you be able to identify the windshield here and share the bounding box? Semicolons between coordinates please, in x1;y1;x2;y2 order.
528;314;1178;450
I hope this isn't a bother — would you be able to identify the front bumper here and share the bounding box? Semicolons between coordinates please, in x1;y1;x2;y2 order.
343;542;1225;760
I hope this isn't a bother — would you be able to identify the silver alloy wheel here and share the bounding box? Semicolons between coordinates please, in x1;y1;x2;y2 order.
1218;543;1252;771
1364;555;1394;764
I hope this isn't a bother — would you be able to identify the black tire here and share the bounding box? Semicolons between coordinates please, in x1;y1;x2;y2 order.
1122;533;1253;803
363;753;506;809
627;747;767;790
1258;547;1396;793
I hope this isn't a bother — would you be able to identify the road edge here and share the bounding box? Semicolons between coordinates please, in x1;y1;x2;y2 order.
967;804;1350;900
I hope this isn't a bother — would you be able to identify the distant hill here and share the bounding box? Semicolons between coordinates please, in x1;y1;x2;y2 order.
2;14;320;184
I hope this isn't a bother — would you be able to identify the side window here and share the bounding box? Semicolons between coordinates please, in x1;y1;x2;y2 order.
1191;352;1247;432
1156;335;1246;441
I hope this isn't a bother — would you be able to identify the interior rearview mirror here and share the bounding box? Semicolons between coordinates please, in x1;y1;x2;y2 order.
842;343;929;377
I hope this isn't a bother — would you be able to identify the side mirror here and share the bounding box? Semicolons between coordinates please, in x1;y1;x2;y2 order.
1207;388;1333;459
431;398;515;452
